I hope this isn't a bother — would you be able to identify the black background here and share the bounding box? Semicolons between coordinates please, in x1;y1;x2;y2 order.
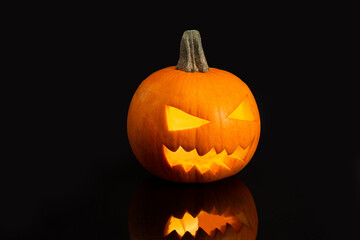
2;3;359;239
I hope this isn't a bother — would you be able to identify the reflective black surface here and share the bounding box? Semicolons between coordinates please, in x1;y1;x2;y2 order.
3;4;359;239
3;151;358;239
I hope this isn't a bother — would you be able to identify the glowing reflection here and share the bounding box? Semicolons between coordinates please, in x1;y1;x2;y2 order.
128;175;258;239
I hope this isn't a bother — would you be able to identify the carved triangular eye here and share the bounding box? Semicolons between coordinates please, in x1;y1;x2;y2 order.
228;96;255;121
166;105;210;131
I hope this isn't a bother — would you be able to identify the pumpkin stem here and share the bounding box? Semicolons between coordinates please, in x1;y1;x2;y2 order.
176;30;209;73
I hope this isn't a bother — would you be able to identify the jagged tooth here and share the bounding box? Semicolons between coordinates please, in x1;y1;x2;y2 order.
180;163;195;173
222;207;234;217
172;210;186;219
202;148;217;158
163;230;179;239
229;145;247;160
182;231;197;239
223;148;229;155
169;164;181;173
223;223;238;238
218;149;227;159
223;157;236;169
213;228;224;240
189;147;197;153
188;208;201;219
231;145;243;155
195;164;213;175
242;145;251;160
208;162;220;175
176;145;183;152
217;224;227;235
229;219;242;233
189;149;200;160
189;165;203;177
201;202;215;215
211;150;230;169
175;145;184;152
178;145;193;153
216;202;231;216
211;148;218;157
210;206;219;215
206;162;230;177
163;145;175;167
236;211;251;229
194;147;202;156
216;160;231;171
196;228;212;240
163;144;181;153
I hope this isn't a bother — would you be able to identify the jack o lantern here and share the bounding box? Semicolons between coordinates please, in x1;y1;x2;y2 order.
127;30;260;182
128;176;258;240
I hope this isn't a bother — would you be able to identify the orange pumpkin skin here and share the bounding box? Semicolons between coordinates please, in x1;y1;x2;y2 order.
127;66;260;183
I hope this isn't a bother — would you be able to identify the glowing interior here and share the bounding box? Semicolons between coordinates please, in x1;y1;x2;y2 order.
164;208;249;238
163;145;249;174
165;105;210;131
228;95;255;121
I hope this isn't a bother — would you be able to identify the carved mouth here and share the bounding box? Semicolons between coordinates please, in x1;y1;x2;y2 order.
163;144;250;175
164;207;251;239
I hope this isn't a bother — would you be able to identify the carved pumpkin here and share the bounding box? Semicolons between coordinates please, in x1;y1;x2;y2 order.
127;30;260;182
128;176;258;240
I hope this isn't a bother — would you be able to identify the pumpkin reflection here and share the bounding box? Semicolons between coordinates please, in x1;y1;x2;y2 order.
128;176;258;239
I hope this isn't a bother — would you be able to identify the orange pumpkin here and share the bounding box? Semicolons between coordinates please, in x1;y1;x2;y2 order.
127;30;260;182
128;176;258;240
